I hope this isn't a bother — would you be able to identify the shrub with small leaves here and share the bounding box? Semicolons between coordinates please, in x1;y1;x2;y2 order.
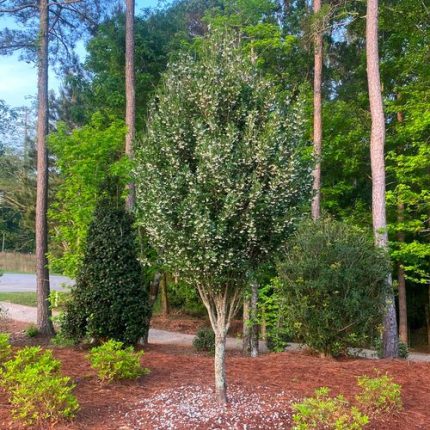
0;346;79;426
25;325;39;338
88;339;148;382
0;332;11;363
193;327;215;354
356;372;402;416
292;387;369;430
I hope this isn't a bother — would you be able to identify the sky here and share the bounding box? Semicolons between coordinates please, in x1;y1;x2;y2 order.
0;0;159;108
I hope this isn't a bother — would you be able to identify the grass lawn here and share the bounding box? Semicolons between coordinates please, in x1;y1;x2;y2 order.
0;292;38;307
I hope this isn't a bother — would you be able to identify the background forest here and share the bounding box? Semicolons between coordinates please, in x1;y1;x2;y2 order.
0;0;429;352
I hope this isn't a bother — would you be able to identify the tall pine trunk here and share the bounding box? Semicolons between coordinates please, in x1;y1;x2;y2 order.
396;107;407;345
366;0;398;357
36;0;54;336
311;0;323;220
125;0;136;210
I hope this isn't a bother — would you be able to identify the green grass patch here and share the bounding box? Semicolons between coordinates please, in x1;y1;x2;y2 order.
0;292;37;307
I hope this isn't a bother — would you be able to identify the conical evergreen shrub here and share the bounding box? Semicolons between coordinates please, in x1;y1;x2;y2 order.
61;179;151;345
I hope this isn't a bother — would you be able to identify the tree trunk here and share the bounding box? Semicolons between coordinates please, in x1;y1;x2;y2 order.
214;331;227;404
250;280;259;357
125;0;136;210
160;273;169;316
311;0;323;220
426;285;430;346
397;202;408;345
242;299;251;355
366;0;398;357
35;0;54;337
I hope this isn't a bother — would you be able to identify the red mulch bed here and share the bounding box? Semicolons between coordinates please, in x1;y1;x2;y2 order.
151;313;243;336
1;319;430;429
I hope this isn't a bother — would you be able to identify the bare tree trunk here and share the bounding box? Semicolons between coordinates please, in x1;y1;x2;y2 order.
366;0;398;357
250;280;259;357
35;0;54;337
125;0;136;210
426;285;430;346
214;331;227;404
160;273;169;316
396;107;407;345
242;299;251;355
397;202;408;345
148;272;161;307
311;0;323;220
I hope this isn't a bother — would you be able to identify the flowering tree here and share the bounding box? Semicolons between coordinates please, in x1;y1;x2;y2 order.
135;32;312;404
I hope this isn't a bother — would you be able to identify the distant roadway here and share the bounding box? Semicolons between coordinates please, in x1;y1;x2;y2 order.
0;273;74;292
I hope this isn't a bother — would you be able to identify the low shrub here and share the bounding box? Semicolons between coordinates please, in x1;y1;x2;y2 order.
0;332;11;363
277;218;390;357
292;387;369;430
88;339;148;382
193;327;215;354
25;325;39;338
0;346;79;426
356;372;402;416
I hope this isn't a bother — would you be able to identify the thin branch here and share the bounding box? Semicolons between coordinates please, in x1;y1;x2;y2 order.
0;3;36;13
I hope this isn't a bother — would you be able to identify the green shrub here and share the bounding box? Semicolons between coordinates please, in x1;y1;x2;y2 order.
277;218;390;357
258;279;291;352
0;332;11;363
398;342;409;359
88;339;148;382
292;387;369;430
61;178;151;345
193;327;215;354
356;372;402;416
49;290;71;310
0;346;79;426
25;325;38;338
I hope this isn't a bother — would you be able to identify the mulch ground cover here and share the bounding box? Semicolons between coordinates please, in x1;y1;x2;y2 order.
1;319;430;429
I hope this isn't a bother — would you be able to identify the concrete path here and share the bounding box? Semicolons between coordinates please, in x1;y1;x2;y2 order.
0;273;74;292
2;301;430;362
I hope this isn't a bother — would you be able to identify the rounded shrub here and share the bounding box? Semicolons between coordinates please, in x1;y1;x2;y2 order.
61;179;151;345
193;327;215;354
277;218;390;357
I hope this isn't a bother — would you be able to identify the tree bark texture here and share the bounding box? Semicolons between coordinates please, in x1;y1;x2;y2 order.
250;280;259;358
125;0;136;210
36;0;54;336
196;284;242;404
311;0;323;220
160;273;169;316
242;299;251;355
366;0;398;357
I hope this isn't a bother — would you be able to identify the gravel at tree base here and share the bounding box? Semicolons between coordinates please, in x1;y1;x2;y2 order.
1;319;430;429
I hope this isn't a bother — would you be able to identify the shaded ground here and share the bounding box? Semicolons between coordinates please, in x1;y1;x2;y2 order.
1;319;430;429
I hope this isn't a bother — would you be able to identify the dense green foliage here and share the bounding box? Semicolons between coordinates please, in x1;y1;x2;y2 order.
0;347;79;426
193;327;215;354
48;114;128;277
292;387;369;430
277;219;390;356
0;332;11;363
356;373;402;416
61;182;151;345
88;340;148;382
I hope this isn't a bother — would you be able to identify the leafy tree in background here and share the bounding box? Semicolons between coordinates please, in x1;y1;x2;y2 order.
0;0;117;335
135;31;311;403
61;178;151;345
48;114;128;278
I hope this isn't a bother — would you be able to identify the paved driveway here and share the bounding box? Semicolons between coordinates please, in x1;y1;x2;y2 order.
0;273;74;292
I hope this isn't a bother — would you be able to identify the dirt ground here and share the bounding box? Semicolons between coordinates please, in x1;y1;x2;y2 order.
1;319;430;430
